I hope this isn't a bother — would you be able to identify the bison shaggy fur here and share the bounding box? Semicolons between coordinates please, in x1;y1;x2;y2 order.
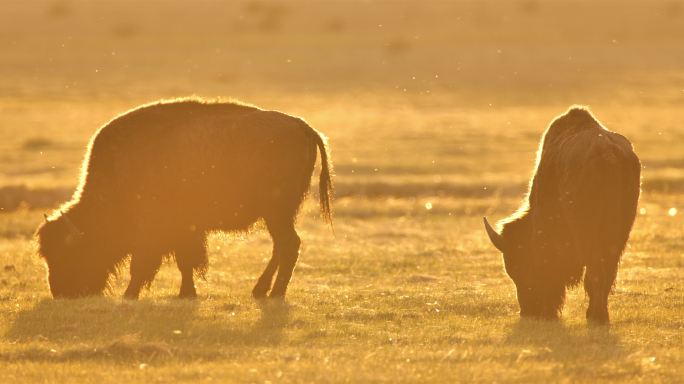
36;98;333;299
484;106;640;324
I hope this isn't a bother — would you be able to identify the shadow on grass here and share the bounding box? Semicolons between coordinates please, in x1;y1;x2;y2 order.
503;318;626;365
5;297;200;343
251;299;290;344
1;296;291;363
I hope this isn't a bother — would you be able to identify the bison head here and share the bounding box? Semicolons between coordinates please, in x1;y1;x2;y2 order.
36;212;110;298
484;217;564;319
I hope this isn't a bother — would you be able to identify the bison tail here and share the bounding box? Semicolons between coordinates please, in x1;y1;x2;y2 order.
311;127;334;228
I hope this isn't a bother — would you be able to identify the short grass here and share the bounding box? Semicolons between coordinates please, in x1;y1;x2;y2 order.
1;0;683;383
0;195;682;383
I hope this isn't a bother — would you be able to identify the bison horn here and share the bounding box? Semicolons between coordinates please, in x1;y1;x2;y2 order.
61;211;83;236
483;217;506;253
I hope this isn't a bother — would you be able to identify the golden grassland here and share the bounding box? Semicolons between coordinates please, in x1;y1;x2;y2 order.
0;0;683;382
0;194;682;382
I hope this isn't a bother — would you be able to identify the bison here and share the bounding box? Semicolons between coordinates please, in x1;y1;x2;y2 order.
484;106;640;324
36;98;333;299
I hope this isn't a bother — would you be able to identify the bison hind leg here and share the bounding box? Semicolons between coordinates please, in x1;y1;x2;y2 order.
252;256;279;299
584;258;619;325
265;216;301;298
252;213;301;299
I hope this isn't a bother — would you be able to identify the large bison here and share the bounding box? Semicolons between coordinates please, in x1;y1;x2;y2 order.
36;98;333;299
484;107;640;324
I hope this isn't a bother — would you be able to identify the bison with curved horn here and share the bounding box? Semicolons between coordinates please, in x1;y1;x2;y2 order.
484;106;640;324
36;98;333;300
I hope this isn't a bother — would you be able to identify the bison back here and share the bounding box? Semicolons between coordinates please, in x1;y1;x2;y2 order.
78;102;318;234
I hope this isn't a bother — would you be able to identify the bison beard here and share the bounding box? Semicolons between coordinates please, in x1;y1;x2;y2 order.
484;106;641;324
36;98;333;299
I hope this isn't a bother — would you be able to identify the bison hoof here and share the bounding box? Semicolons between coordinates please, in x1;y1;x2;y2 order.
252;285;270;299
123;292;139;300
268;290;286;299
519;311;559;321
178;291;197;299
587;313;610;326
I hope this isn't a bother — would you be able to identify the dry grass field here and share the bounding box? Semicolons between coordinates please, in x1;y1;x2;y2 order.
0;1;682;382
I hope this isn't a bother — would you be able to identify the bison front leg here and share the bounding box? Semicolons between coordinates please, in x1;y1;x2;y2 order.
124;253;163;300
178;265;197;299
174;235;208;299
263;218;301;298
